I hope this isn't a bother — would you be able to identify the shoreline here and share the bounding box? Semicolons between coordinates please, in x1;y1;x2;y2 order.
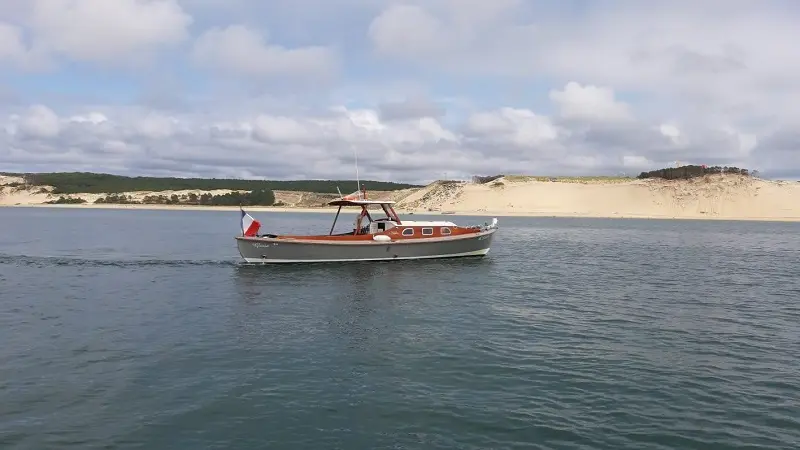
3;203;800;223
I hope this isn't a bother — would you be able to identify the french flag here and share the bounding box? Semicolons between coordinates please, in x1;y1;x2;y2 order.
240;208;261;237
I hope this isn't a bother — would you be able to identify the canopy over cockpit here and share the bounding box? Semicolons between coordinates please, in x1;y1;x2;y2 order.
326;199;402;235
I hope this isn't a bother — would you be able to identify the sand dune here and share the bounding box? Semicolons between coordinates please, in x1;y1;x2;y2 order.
3;174;800;221
394;175;800;221
0;175;54;205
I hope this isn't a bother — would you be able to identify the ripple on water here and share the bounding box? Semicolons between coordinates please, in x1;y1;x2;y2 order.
1;211;800;449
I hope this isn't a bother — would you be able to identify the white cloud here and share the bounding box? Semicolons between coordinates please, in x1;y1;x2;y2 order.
549;82;631;123
368;5;448;58
136;113;180;140
378;95;445;121
466;108;558;149
0;21;51;70
16;105;61;139
191;25;338;80
69;112;108;125
252;115;327;145
0;23;29;63
29;0;192;64
3;93;769;183
367;1;800;124
1;0;799;180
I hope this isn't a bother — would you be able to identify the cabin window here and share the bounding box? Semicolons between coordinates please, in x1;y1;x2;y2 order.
441;227;451;235
402;228;414;236
422;227;433;236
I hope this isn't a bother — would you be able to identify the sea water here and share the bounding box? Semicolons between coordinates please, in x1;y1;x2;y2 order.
1;207;799;449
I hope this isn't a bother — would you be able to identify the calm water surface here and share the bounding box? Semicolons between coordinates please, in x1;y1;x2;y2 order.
1;207;799;449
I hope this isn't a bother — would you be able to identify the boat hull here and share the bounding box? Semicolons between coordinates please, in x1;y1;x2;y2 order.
235;228;496;263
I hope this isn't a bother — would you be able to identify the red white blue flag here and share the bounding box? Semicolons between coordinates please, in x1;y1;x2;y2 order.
240;208;261;236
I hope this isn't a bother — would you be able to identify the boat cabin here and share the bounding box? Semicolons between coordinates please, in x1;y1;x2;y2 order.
326;198;461;240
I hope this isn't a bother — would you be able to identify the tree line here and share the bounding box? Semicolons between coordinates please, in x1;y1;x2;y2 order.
637;165;754;180
45;189;276;206
16;172;421;194
94;189;277;206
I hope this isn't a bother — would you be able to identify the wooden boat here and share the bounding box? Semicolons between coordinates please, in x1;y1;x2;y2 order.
235;188;498;264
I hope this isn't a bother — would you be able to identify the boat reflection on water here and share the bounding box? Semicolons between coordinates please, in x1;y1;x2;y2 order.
229;256;492;350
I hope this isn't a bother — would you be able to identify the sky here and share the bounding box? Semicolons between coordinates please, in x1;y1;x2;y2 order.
1;0;799;184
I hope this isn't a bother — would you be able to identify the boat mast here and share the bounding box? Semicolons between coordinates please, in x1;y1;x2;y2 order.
353;145;360;193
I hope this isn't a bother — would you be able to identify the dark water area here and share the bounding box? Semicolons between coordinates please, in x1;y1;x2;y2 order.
1;207;799;449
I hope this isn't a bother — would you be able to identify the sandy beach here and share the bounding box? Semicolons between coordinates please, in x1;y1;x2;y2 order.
3;174;800;222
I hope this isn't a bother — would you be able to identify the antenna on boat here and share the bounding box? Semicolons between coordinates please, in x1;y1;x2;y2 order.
352;145;360;192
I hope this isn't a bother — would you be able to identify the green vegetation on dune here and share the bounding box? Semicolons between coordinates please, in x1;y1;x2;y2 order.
637;165;753;180
45;196;87;204
95;189;277;206
42;190;277;206
15;172;422;194
474;167;757;184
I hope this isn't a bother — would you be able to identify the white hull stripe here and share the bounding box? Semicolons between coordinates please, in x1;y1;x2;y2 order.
242;248;491;264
